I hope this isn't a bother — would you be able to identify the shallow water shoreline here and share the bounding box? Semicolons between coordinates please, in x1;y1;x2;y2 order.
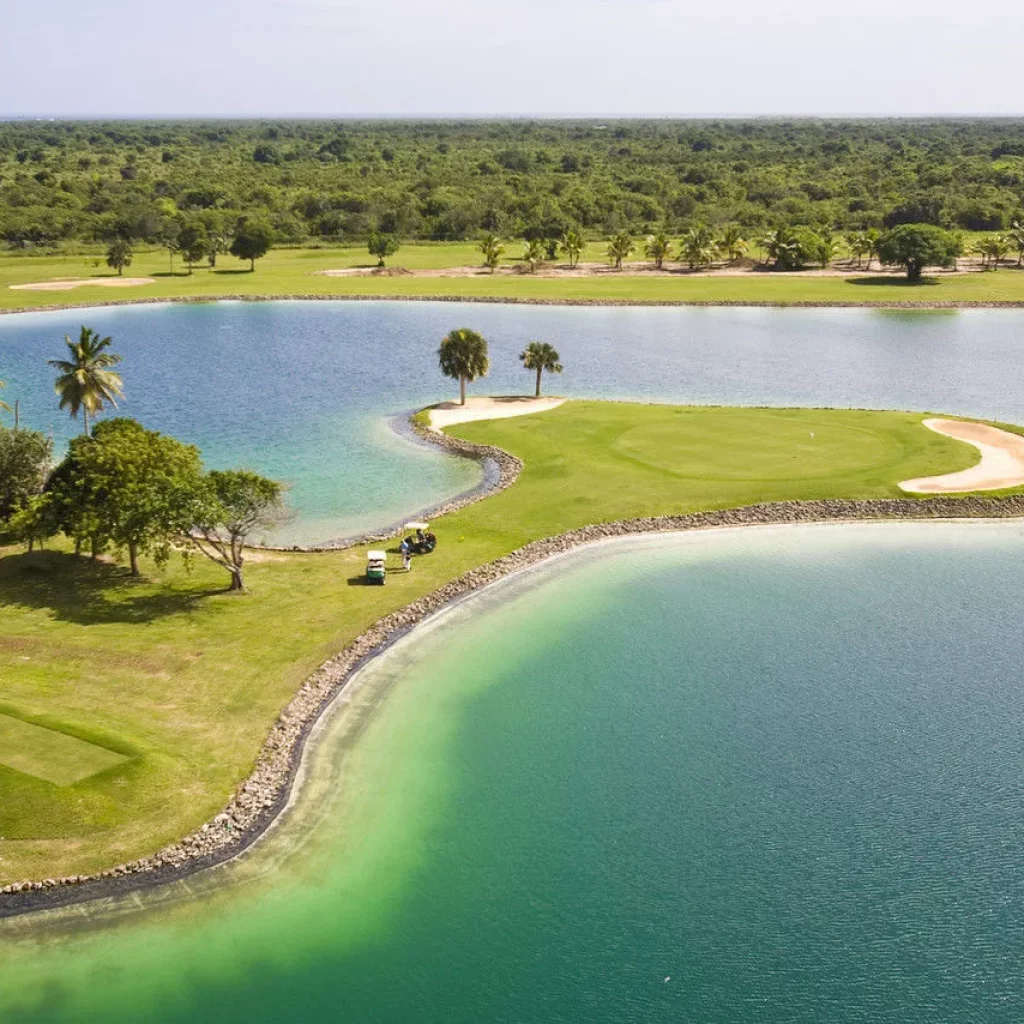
3;482;1024;918
5;293;1024;320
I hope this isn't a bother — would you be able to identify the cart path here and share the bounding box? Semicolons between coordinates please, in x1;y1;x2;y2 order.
427;395;565;432
900;419;1024;493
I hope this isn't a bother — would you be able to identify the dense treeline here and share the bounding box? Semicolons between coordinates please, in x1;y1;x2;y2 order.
2;119;1024;250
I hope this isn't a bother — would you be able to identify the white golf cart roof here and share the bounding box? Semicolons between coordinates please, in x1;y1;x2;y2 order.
367;550;387;560
405;522;429;531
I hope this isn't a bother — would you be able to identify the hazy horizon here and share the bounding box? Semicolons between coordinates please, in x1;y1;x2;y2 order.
4;0;1021;119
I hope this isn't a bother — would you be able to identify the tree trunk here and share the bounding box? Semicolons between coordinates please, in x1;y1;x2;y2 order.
229;568;244;591
908;261;922;281
74;537;82;556
91;536;100;560
535;366;542;398
118;264;123;276
128;540;140;577
460;376;466;406
250;258;255;271
83;407;90;436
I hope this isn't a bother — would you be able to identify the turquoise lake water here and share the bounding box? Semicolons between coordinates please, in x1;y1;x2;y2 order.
4;303;1024;542
2;522;1024;1022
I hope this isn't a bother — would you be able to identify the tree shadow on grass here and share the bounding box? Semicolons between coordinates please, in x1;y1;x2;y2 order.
846;276;941;287
212;268;255;275
0;550;226;625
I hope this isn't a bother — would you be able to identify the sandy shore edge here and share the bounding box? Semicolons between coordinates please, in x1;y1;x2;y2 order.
4;419;1024;918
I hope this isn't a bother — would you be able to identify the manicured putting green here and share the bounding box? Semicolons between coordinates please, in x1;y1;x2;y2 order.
0;713;129;786
612;409;904;481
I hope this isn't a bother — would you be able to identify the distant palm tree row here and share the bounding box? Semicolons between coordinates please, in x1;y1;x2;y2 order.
474;221;1024;274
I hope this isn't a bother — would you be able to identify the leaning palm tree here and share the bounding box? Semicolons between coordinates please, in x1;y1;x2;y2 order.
0;379;10;417
606;231;634;270
644;233;672;270
522;239;545;273
48;326;124;435
438;328;489;406
519;341;563;398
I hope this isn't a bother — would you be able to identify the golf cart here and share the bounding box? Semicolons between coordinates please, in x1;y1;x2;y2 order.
366;550;387;584
403;521;437;555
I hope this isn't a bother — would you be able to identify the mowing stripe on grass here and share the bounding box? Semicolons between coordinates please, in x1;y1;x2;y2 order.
0;713;129;786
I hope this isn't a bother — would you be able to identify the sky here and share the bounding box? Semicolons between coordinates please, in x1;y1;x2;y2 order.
3;0;1022;118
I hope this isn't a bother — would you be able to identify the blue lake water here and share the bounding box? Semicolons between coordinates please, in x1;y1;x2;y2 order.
2;302;1024;542
3;522;1024;1022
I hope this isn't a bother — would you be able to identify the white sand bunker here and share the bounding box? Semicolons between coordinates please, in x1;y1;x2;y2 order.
428;395;565;432
900;418;1024;493
10;277;156;292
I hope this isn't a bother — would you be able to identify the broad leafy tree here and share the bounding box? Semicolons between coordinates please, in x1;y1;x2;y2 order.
876;224;962;280
368;231;401;267
178;223;209;274
230;221;275;270
106;239;133;276
519;341;563;397
48;327;124;435
438;328;489;406
48;418;207;576
189;469;286;591
0;425;51;532
606;231;634;270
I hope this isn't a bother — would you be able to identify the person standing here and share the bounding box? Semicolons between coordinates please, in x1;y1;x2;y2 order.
400;537;412;572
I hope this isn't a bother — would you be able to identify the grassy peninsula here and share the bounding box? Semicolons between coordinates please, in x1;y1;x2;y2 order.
0;401;996;883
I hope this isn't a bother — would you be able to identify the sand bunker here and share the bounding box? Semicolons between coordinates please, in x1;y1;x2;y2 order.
900;419;1024;493
10;277;156;292
428;395;565;431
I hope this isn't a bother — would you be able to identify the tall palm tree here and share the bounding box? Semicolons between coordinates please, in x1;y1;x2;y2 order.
438;328;489;406
519;341;563;397
560;228;585;268
606;231;634;270
644;233;672;270
48;327;124;435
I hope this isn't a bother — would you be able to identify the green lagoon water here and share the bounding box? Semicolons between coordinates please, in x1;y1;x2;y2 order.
3;521;1024;1022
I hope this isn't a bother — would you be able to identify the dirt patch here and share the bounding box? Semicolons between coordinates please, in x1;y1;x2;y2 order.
427;395;565;432
9;277;156;292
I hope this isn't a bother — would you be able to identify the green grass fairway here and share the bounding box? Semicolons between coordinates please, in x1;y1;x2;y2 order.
3;244;1024;310
0;402;1002;882
0;713;130;786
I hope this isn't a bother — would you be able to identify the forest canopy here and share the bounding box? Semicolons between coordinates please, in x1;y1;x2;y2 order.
1;118;1023;250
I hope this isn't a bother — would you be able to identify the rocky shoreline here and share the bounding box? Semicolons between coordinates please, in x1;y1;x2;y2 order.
5;292;1024;319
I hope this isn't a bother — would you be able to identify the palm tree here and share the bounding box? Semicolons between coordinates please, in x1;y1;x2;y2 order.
644;233;672;270
560;228;585;268
0;379;10;417
1008;220;1024;266
845;231;871;268
975;235;1010;269
678;224;717;270
522;239;545;272
479;233;504;273
48;327;124;435
759;226;801;270
519;341;563;397
606;231;634;270
815;231;839;269
438;328;489;406
719;224;748;264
